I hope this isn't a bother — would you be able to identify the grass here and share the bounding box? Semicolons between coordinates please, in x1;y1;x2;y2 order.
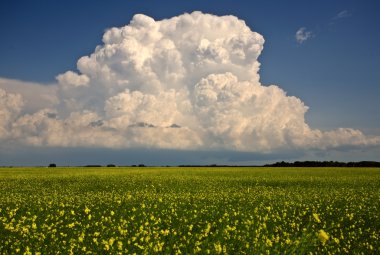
0;167;379;254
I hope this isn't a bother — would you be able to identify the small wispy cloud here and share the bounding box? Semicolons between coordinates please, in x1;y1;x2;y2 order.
295;27;313;44
333;10;351;20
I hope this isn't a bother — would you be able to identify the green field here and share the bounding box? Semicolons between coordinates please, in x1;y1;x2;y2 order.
1;167;379;254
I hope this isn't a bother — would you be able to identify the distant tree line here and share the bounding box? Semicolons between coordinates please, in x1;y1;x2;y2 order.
179;161;380;167
48;164;146;167
264;161;380;167
45;161;380;168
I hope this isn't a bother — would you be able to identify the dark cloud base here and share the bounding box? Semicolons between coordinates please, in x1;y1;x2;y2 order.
2;146;379;167
0;147;306;167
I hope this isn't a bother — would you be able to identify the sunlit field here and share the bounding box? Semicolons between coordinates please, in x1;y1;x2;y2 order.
1;167;379;254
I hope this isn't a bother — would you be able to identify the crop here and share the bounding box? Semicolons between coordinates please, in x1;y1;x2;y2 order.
0;167;379;254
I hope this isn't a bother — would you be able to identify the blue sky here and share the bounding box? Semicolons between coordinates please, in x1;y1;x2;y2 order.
0;0;379;165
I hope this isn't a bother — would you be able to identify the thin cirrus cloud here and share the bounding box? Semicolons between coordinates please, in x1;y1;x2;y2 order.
0;11;379;153
333;10;351;20
295;27;313;44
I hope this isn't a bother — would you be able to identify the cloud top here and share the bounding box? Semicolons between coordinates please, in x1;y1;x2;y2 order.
0;12;379;152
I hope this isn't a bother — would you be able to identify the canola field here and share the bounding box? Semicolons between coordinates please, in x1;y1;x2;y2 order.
0;167;379;254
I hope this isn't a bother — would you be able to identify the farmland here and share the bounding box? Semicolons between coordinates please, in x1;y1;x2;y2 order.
0;167;379;254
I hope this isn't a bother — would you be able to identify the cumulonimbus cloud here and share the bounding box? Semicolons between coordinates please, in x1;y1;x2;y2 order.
0;12;379;152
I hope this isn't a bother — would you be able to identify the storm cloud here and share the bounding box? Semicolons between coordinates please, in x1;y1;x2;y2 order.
1;12;379;152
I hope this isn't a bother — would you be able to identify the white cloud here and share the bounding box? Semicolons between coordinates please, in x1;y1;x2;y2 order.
56;71;90;87
0;12;378;153
295;27;313;44
334;10;351;20
0;88;24;139
0;78;58;114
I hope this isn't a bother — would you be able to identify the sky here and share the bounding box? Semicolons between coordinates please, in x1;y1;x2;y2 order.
1;0;380;166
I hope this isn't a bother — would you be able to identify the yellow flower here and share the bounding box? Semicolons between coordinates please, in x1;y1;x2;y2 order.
78;233;85;243
318;230;329;243
84;206;90;214
313;213;321;223
214;243;222;254
161;229;170;236
117;241;123;251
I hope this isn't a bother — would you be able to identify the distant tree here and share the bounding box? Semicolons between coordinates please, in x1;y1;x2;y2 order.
48;163;56;168
138;164;146;167
107;164;116;167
